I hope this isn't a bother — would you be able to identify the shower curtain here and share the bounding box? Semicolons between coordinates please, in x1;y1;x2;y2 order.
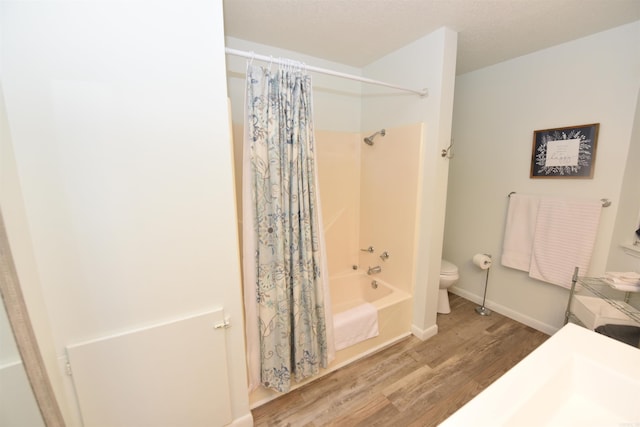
242;61;334;393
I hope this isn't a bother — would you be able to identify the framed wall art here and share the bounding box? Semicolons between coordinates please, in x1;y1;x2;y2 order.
530;123;600;179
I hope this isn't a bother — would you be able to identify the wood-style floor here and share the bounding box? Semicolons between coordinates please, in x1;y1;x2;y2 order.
251;294;549;426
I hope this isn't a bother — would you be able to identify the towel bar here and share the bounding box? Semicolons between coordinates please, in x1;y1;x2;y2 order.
507;191;610;207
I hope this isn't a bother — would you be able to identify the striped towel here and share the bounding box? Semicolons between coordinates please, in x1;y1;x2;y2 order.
529;197;602;288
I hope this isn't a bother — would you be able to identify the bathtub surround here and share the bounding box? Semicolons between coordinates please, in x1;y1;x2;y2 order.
242;63;332;393
358;124;423;294
315;131;361;273
236;124;422;296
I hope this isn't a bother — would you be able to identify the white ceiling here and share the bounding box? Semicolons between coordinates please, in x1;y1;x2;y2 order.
223;0;640;74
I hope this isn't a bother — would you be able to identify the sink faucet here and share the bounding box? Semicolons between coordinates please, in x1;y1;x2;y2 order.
367;266;382;275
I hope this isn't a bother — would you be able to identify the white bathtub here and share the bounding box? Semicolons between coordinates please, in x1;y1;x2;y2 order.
328;272;412;360
250;272;413;407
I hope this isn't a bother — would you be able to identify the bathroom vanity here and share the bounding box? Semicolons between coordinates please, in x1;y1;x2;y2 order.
439;322;640;426
440;268;640;426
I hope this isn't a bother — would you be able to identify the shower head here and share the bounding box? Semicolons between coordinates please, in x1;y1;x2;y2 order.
363;129;386;146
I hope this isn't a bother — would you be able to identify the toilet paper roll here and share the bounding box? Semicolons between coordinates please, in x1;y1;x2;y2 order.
473;254;492;270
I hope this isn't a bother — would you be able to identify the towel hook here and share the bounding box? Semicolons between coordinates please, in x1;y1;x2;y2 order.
441;139;454;159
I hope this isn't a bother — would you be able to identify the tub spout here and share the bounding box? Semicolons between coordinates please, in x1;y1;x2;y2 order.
367;266;382;275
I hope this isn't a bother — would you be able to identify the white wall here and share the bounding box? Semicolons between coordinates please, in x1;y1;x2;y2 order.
362;27;458;339
446;21;640;333
0;300;45;427
1;48;68;424
1;1;251;425
0;82;41;424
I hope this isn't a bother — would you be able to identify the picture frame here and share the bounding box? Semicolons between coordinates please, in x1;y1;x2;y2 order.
530;123;600;179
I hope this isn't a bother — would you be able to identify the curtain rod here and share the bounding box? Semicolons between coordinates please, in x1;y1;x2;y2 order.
507;191;611;207
225;47;428;98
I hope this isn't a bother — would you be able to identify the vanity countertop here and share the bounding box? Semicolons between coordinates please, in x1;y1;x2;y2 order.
439;323;640;427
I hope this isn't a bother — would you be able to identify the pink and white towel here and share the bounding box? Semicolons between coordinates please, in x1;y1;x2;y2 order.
529;197;602;289
502;195;602;289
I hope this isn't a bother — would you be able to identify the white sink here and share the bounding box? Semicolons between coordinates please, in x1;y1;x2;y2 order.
439;323;640;427
572;295;640;330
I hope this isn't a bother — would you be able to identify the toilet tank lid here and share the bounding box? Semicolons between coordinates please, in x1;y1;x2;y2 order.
441;259;458;274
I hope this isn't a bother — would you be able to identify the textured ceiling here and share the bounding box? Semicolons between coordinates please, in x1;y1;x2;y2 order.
223;0;640;74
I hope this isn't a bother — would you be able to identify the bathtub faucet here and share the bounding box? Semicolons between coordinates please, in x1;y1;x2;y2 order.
367;265;382;275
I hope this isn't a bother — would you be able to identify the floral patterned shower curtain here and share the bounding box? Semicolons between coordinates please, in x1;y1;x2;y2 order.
242;62;333;393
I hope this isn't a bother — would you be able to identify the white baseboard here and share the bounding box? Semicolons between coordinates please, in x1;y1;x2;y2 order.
411;323;438;341
450;286;559;336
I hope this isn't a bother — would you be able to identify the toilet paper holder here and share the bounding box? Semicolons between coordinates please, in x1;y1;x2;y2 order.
473;253;492;270
474;253;492;316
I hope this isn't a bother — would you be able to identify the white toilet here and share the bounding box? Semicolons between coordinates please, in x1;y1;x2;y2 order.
438;259;459;314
